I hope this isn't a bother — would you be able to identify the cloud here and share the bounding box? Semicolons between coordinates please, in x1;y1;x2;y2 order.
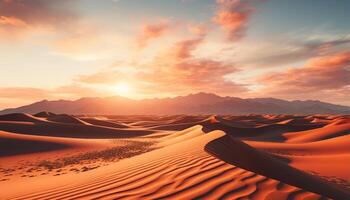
225;36;350;69
257;52;350;101
0;0;77;36
78;34;247;97
0;0;117;61
213;0;255;41
137;22;169;48
139;59;245;95
270;38;350;66
0;16;27;27
168;37;205;60
0;0;75;26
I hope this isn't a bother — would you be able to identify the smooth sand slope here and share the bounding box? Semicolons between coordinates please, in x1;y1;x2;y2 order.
0;113;349;199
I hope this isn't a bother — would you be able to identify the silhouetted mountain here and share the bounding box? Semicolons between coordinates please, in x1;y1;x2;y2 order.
0;93;349;115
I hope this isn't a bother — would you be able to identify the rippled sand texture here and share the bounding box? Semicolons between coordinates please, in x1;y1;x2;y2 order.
0;113;349;199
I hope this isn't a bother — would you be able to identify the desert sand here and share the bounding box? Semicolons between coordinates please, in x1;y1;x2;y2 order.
0;113;349;199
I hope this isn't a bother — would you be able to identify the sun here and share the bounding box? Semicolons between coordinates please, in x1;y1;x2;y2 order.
114;82;133;97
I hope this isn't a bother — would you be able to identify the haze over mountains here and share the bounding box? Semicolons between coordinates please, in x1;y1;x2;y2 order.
1;93;349;115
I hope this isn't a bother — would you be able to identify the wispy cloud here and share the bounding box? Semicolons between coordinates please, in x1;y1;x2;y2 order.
78;32;246;97
213;0;256;41
0;0;76;34
256;52;350;103
0;16;27;27
137;22;170;49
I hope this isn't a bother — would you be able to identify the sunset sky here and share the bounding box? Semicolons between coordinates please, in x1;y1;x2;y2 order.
0;0;349;109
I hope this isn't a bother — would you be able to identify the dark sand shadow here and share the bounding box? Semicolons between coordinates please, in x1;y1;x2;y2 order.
204;134;350;200
0;121;154;139
200;116;325;142
0;137;70;157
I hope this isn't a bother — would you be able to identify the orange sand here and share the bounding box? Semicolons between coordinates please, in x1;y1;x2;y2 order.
0;113;349;199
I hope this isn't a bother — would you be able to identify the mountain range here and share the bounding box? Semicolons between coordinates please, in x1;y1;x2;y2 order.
1;92;349;115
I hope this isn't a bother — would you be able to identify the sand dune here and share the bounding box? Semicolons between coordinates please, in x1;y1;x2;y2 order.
247;134;350;155
0;113;349;199
284;120;350;143
157;125;204;146
2;130;327;199
0;131;70;157
0;113;46;123
79;117;129;128
45;114;90;125
205;134;349;199
200;116;325;142
33;111;57;118
0;114;154;139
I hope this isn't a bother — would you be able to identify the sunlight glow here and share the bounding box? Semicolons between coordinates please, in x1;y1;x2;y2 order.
114;82;133;97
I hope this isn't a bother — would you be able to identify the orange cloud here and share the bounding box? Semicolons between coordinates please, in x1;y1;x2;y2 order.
0;0;76;35
213;0;255;41
138;22;169;48
169;37;204;60
0;16;27;27
143;34;242;93
79;34;246;97
258;52;350;96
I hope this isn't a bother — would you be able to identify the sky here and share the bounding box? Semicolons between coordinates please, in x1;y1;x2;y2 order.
0;0;349;109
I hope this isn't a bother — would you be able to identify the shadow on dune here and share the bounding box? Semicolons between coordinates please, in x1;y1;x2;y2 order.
0;113;44;123
0;113;155;139
0;122;154;139
0;137;70;157
46;114;88;125
204;134;350;200
200;117;325;142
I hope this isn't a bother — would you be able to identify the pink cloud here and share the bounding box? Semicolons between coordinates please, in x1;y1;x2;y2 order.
213;0;255;41
257;52;350;100
138;22;169;48
0;16;27;27
0;0;75;25
169;37;204;60
0;0;77;37
142;34;244;94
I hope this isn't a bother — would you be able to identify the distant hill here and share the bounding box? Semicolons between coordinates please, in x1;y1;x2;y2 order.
1;92;349;115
